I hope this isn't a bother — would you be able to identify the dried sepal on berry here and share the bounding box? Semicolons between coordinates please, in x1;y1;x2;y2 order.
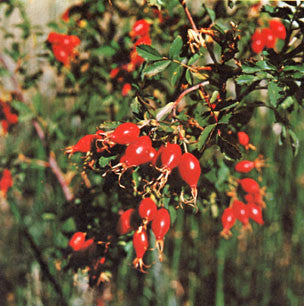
132;226;150;273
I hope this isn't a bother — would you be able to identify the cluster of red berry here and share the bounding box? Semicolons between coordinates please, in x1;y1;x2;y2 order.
110;19;151;96
66;122;201;205
221;132;266;239
65;122;202;272
47;32;81;66
251;19;286;53
0;169;13;198
0;100;18;135
117;198;170;272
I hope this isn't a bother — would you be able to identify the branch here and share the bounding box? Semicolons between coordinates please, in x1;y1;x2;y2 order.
173;81;209;115
179;0;198;31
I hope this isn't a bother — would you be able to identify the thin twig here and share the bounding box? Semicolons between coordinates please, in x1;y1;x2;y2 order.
173;81;209;115
179;0;198;31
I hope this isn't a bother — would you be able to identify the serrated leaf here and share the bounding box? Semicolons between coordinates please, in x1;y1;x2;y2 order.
268;81;282;107
99;155;117;168
136;45;163;61
197;124;216;150
169;35;183;58
143;60;171;77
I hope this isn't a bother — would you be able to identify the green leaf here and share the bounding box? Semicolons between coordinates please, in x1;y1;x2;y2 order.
283;65;304;73
61;218;76;232
268;81;282;107
143;60;171;77
242;65;260;73
99;155;117;168
256;60;276;71
169;62;183;86
197;124;216;150
218;113;231;124
279;96;295;110
288;129;299;156
185;69;193;85
168;206;177;225
136;45;163;61
169;35;183;59
204;4;216;23
235;74;255;85
93;46;117;57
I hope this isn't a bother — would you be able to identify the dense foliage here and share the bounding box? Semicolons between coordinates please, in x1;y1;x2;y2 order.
0;0;304;304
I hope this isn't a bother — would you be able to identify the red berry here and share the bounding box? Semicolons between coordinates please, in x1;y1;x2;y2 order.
237;131;250;147
232;200;249;225
247;202;264;225
48;32;62;44
0;168;13;195
52;44;70;66
132;227;150;272
151;208;170;241
122;83;132;96
221;207;236;232
138;198;157;222
134;35;151;46
130;49;145;67
149;147;157;161
116;208;136;235
110;122;140;145
251;38;265;53
261;28;276;49
244;191;265;208
161;143;182;171
130;19;150;38
151;208;170;261
81;238;94;249
251;29;266;53
151;145;164;167
110;67;120;79
235;160;255;173
65;134;99;156
69;232;86;251
124;136;153;166
269;19;286;40
239;178;260;194
178;152;201;187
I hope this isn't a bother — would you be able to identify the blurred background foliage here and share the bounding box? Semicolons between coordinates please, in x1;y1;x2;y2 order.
0;0;304;305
